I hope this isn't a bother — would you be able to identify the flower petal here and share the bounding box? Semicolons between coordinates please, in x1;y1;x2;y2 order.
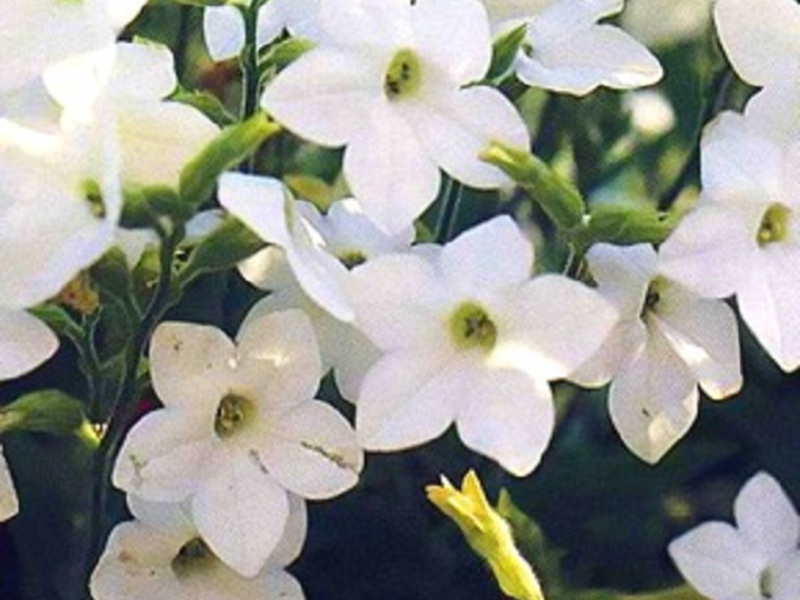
0;309;58;381
734;472;800;563
192;452;290;578
259;400;362;500
456;368;555;477
668;521;765;600
218;173;293;248
0;446;18;522
585;242;655;318
608;327;698;463
409;85;529;189
438;215;533;291
149;322;235;414
356;350;459;450
261;48;379;147
343;102;441;235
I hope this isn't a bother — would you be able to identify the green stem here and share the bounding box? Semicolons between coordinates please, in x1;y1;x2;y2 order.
435;176;464;244
85;224;183;575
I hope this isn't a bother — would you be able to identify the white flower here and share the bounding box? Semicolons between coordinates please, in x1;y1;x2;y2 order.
713;0;800;143
260;0;530;235
236;197;413;401
203;0;322;62
347;216;617;476
659;110;800;372
0;309;59;382
0;446;19;522
571;243;741;463
0;108;121;310
44;41;220;189
669;471;800;600
219;173;356;321
113;310;363;577
90;495;306;600
0;0;146;94
482;0;663;95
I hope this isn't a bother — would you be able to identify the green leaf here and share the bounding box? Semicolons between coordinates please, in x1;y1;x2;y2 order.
178;216;266;285
0;390;86;436
482;142;586;231
486;24;527;82
179;112;282;209
260;36;315;72
170;87;238;127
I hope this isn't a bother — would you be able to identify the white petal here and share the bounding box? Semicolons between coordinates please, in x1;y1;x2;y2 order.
343;102;441;235
319;0;411;51
126;496;196;541
118;101;219;188
111;42;178;101
0;309;58;381
259;400;362;500
0;447;18;522
608;328;698;463
105;0;148;31
90;521;183;600
113;410;215;502
456;368;554;477
204;6;245;62
438;215;532;291
653;289;742;399
261;48;380;147
517;24;662;95
737;248;800;372
744;84;800;144
218;173;293;247
149;322;235;414
270;495;308;567
347;253;447;351
772;553;800;600
734;472;800;563
494;275;618;381
264;570;306;600
235;309;323;409
658;202;755;299
192;452;290;578
409;85;529;189
284;238;354;322
713;0;800;87
585;242;655;318
356;350;459;450
412;0;492;83
669;522;766;600
569;319;647;388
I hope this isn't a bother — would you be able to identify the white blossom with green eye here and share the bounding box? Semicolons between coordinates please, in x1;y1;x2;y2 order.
113;310;363;578
669;472;800;600
481;0;663;95
0;0;146;95
237;197;414;401
347;216;617;477
260;0;530;236
90;495;307;600
570;243;742;464
659;110;800;372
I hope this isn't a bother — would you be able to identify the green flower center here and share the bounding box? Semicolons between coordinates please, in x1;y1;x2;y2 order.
337;249;367;270
449;302;498;352
214;393;255;439
641;278;665;317
81;180;106;218
171;537;215;579
759;567;774;599
757;203;792;247
384;49;422;101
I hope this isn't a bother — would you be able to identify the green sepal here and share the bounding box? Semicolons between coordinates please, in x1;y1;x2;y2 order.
178;216;266;286
260;36;315;73
0;390;86;437
482;142;586;231
179;112;281;209
587;203;677;246
90;248;135;306
170;87;238;127
486;24;527;82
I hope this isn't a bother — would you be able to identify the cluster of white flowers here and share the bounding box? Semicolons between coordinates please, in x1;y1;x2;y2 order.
1;0;799;597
